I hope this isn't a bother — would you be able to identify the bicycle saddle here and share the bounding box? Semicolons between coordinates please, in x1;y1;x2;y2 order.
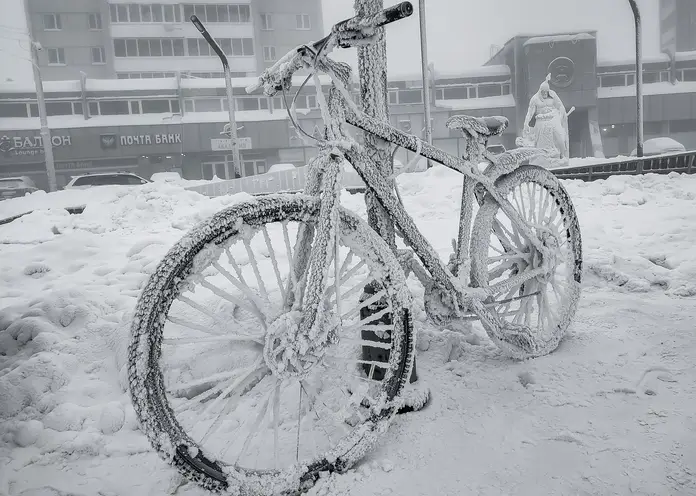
446;115;509;137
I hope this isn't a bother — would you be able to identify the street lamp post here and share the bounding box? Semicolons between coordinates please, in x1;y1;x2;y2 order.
627;0;643;158
30;42;57;192
418;0;433;168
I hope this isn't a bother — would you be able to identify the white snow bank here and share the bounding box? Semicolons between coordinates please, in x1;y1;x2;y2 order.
1;167;696;495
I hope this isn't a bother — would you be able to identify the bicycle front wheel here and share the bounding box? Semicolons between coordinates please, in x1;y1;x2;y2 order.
128;195;414;494
470;165;582;358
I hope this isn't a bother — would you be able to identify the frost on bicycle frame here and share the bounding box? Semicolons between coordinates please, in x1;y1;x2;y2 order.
248;2;582;359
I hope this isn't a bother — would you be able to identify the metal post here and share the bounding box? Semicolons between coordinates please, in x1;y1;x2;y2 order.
418;0;433;168
30;42;57;192
223;67;243;177
355;0;422;392
355;0;395;249
628;0;643;159
190;15;242;177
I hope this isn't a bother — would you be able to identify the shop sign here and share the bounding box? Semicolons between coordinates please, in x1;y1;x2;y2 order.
211;137;252;151
0;134;72;157
120;133;182;146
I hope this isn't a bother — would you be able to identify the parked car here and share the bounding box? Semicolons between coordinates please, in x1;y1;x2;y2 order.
64;172;151;190
0;176;39;200
150;171;183;183
631;137;686;157
266;163;297;174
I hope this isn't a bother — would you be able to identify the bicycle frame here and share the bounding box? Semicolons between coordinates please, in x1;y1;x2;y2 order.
340;106;550;301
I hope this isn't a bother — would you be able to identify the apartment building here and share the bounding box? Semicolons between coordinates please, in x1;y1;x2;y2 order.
660;0;696;56
25;0;325;80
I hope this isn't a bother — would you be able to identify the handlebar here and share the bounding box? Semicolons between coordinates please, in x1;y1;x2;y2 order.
245;1;413;95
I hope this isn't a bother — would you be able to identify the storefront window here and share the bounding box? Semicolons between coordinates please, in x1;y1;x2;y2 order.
142;99;172;114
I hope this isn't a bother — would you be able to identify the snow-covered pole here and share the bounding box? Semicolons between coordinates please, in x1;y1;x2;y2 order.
355;0;423;391
29;42;57;192
355;0;396;250
628;0;643;158
191;15;243;177
418;0;433;168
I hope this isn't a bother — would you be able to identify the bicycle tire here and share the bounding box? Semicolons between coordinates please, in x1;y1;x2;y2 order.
470;165;582;358
128;194;414;495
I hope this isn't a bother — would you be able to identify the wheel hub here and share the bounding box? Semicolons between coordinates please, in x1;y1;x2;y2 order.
263;310;337;380
533;230;560;283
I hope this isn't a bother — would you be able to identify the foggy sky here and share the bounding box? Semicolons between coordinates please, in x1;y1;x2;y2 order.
0;0;660;84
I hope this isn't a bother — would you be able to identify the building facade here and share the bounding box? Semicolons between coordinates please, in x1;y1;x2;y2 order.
25;0;324;80
5;1;696;191
660;0;696;56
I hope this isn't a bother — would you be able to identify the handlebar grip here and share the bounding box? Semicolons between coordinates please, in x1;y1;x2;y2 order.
333;1;413;33
376;1;414;28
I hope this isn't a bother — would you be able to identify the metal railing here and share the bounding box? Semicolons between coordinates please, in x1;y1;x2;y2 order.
185;165;367;198
551;151;696;182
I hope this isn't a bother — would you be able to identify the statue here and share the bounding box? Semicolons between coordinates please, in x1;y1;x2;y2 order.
516;74;572;167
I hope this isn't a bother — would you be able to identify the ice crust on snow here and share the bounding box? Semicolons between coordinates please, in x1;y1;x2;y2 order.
1;170;696;494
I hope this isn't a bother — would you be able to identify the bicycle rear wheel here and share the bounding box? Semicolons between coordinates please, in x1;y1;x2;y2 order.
470;165;582;358
128;195;414;494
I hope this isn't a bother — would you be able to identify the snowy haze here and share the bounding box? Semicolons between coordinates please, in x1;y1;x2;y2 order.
0;0;660;83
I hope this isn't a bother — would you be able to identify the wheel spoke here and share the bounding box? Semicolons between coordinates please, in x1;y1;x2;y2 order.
341;306;392;333
210;263;268;322
225;247;249;286
165;314;222;337
203;358;267;416
262;225;287;302
272;381;281;470
242;236;269;301
177;295;236;329
341;288;388;321
236;380;277;465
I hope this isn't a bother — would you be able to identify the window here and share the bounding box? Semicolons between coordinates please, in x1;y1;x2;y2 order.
263;46;276;62
99;100;130;115
43;13;61;30
0;103;31;118
141;5;152;22
670;119;696;133
129;4;141;22
478;84;503;98
173;39;184;56
118;5;129;22
126;39;137;56
114;38;184;57
600;74;628;87
296;14;311;30
260;13;273;30
88;13;102;30
398;89;423;104
47;48;65;65
442;86;469;100
46;102;71;116
142;100;173;114
237;98;260;111
137;39;151;57
91;46;106;64
189;38;253;57
129;101;141;114
114;39;126;57
181;4;251;23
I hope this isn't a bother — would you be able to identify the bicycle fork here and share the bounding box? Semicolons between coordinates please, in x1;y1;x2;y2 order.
290;151;345;342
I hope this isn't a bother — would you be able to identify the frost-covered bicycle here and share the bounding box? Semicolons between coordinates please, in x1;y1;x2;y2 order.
128;2;582;494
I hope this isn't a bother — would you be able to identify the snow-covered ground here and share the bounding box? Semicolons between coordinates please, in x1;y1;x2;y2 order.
1;167;695;495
